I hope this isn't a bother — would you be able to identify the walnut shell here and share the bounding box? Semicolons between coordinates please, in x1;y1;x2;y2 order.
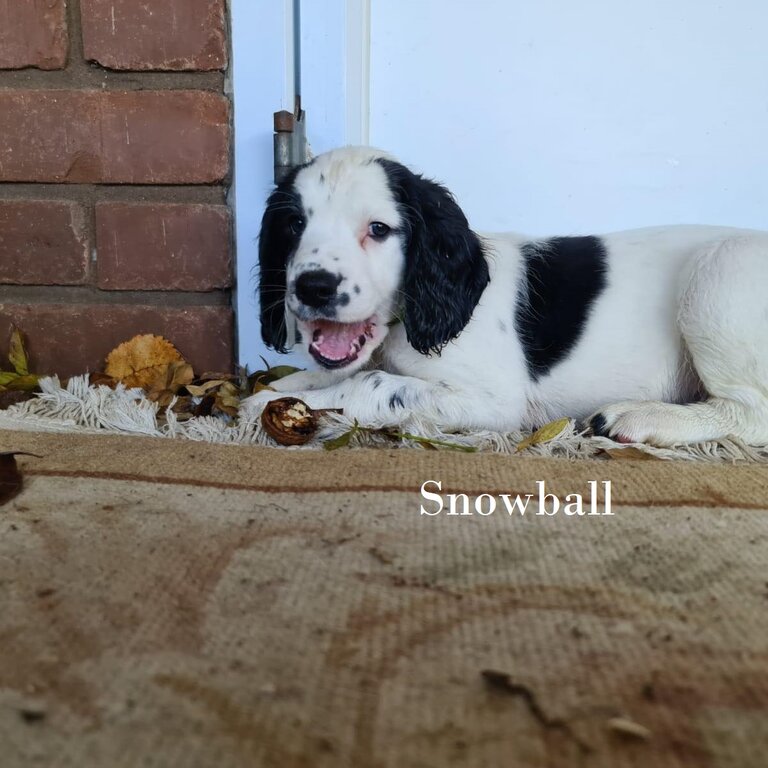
261;398;319;446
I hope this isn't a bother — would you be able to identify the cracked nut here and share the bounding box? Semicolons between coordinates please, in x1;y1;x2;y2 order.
261;397;319;446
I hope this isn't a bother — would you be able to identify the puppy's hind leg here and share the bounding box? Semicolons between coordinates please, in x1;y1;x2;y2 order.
589;235;768;446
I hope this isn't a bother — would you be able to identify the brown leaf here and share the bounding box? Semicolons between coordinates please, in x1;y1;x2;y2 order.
105;335;186;389
214;394;240;417
8;326;29;376
0;391;35;411
186;380;228;397
150;391;176;408
0;452;41;507
88;372;119;389
157;395;196;423
166;362;194;392
211;380;241;417
145;362;195;403
603;447;661;461
172;396;196;421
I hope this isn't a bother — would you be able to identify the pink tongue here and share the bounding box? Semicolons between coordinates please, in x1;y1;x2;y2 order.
311;320;366;360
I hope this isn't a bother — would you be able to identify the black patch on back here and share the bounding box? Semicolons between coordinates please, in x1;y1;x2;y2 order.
514;236;608;380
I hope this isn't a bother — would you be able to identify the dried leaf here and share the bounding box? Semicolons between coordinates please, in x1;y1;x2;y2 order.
186;380;228;397
145;363;195;405
516;418;571;453
105;335;186;389
150;391;176;408
251;381;277;395
247;364;303;394
163;395;195;422
157;394;199;424
5;374;40;392
267;365;303;380
88;372;118;389
0;371;19;388
394;432;477;452
607;717;652;740
8;326;29;376
214;380;241;417
323;422;360;451
166;362;194;392
604;447;661;461
0;452;41;507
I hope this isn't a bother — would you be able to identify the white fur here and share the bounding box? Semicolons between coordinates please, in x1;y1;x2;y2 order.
243;147;768;447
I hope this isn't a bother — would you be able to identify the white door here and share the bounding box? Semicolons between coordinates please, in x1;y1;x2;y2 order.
231;0;369;369
233;0;768;368
369;0;768;235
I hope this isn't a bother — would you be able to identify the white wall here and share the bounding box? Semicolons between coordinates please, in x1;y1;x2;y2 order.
370;0;768;235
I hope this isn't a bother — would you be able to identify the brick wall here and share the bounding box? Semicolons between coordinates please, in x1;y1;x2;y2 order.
0;0;234;378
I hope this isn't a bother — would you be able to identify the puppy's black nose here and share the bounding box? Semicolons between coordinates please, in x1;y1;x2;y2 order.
294;269;341;308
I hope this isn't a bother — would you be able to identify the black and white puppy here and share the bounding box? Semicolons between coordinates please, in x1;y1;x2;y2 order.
243;146;768;446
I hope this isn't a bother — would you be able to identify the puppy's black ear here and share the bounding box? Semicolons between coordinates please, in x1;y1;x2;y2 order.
258;172;305;352
377;159;489;355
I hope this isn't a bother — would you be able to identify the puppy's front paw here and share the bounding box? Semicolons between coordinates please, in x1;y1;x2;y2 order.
586;402;671;446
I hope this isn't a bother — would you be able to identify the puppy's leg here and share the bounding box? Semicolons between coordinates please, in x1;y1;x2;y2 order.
241;370;520;432
268;367;350;392
589;236;768;446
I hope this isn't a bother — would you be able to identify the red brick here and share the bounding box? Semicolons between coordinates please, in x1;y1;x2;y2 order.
0;90;230;184
81;0;227;71
0;304;234;378
0;0;68;70
0;201;89;286
95;203;232;291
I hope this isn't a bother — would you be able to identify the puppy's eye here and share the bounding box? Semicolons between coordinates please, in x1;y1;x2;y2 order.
287;215;305;236
368;222;391;241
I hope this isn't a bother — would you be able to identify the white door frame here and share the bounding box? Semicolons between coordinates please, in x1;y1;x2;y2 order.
230;0;370;369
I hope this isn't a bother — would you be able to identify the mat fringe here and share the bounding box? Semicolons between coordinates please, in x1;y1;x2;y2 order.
1;376;766;463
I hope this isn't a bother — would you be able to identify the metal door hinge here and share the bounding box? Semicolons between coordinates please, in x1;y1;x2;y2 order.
274;98;310;184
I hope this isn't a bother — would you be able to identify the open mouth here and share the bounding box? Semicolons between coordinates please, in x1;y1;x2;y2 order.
307;317;377;368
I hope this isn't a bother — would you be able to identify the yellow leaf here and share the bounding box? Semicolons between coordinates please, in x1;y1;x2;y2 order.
0;372;19;388
105;335;186;388
5;374;40;392
219;381;240;398
251;381;276;394
8;327;29;376
516;418;570;453
186;380;227;397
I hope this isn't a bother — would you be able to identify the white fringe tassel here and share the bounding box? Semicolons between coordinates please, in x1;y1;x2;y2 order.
1;376;767;463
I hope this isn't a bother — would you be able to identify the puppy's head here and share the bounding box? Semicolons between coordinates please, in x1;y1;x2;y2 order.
259;147;489;371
